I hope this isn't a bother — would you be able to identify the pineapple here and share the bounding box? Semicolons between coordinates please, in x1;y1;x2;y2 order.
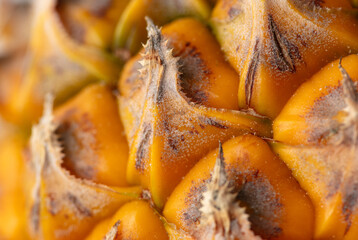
0;0;358;239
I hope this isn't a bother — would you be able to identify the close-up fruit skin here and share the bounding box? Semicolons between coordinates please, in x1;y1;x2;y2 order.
85;200;169;240
272;55;358;239
119;17;271;208
54;84;129;187
0;0;358;240
163;135;315;240
211;0;358;118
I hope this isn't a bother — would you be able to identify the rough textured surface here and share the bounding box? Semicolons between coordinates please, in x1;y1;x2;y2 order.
28;94;141;240
119;18;271;207
197;144;261;240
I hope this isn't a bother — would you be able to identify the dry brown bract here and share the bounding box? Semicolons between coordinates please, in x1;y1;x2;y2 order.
120;17;271;208
28;94;141;240
335;59;358;145
198;143;261;240
103;220;121;240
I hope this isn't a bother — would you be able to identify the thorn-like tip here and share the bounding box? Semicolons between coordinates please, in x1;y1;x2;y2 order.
215;142;226;187
145;16;161;39
105;220;121;240
43;93;54;118
218;141;224;162
338;58;358;104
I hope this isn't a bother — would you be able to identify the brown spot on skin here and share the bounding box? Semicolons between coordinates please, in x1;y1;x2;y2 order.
343;183;358;234
306;86;344;143
46;193;59;216
135;123;152;172
305;0;325;7
236;177;282;238
296;34;308;48
162;120;170;133
268;14;301;73
199;116;229;129
168;39;211;106
228;7;241;19
207;119;229;129
57;113;98;181
182;179;208;228
168;137;179;151
182;168;282;238
180;134;185;141
245;39;260;105
30;200;40;233
67;192;92;217
315;0;325;6
226;158;283;238
325;170;342;199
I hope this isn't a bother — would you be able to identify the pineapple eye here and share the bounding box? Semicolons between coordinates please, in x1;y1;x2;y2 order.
2;0;358;239
54;84;130;187
211;0;358;118
164;135;315;240
119;17;271;208
273;55;358;239
161;18;240;110
27;94;142;240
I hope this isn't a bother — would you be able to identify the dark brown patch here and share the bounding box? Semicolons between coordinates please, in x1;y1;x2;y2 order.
168;137;179;151
315;0;325;6
305;86;344;143
170;40;211;106
47;193;59;216
342;183;358;234
182;168;282;238
296;34;308;47
67;192;92;217
155;71;166;103
268;14;300;73
180;134;185;141
228;7;241;19
200;116;229;129
57;113;98;180
30;200;40;233
304;0;325;7
135;123;152;172
245;38;260;105
235;173;283;238
325;170;342;199
162;119;171;133
182;179;208;228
